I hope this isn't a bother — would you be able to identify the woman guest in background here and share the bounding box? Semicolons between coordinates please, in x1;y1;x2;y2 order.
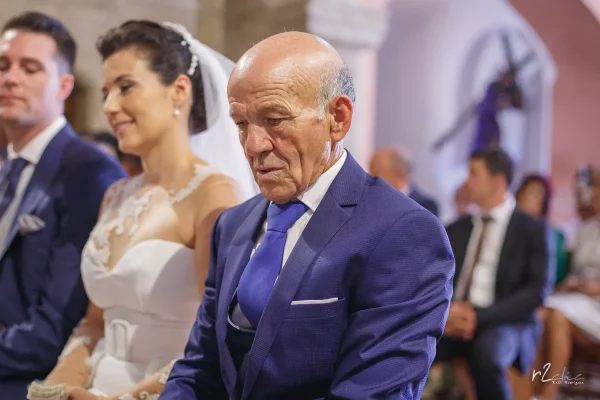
516;174;568;286
27;20;256;400
532;167;600;400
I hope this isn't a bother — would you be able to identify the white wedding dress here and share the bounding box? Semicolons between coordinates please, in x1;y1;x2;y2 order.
80;164;217;396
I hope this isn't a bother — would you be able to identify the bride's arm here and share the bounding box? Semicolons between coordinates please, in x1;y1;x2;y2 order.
191;176;242;297
39;180;124;390
43;301;105;387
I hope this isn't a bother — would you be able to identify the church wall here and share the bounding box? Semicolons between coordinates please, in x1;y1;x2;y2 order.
511;0;600;226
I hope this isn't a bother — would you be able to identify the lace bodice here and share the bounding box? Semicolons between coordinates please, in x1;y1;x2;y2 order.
79;164;219;396
84;164;215;273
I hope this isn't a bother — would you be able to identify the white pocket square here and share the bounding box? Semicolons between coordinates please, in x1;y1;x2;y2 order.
291;297;339;305
18;214;46;235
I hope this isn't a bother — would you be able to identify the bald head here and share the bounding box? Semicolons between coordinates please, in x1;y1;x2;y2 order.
369;147;412;190
228;32;355;203
230;32;355;118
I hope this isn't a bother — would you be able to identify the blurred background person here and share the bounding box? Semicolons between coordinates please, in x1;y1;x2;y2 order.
516;174;568;287
436;148;549;400
537;166;600;400
90;131;142;177
370;146;439;216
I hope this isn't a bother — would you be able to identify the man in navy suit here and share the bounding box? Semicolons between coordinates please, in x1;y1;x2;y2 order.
0;12;125;397
370;147;439;217
161;31;454;400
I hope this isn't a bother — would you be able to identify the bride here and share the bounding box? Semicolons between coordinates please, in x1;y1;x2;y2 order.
27;20;257;400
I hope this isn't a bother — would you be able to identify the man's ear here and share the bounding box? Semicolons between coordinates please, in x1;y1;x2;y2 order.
328;95;353;143
58;74;75;101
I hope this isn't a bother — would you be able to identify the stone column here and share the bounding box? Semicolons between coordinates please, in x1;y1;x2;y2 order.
306;0;390;169
222;0;308;61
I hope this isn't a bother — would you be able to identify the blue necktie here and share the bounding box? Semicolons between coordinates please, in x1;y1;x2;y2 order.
0;157;28;217
237;201;308;329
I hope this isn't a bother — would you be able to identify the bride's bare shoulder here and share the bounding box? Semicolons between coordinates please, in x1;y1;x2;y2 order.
190;168;244;210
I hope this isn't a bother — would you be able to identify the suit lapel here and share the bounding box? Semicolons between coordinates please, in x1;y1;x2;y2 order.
216;198;268;393
0;126;72;259
453;218;474;280
242;153;365;399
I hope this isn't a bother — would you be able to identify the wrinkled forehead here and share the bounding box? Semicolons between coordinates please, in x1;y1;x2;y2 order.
0;29;57;61
228;57;318;107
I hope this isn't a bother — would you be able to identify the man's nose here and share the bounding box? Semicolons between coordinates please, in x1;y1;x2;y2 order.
1;65;20;87
244;125;273;158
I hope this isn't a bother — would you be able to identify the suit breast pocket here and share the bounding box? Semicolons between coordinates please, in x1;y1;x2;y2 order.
270;298;348;387
285;297;347;320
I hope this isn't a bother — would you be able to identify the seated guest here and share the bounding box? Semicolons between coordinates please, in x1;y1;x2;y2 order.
437;148;549;400
516;174;568;286
91;131;143;177
564;165;597;249
369;146;439;216
0;12;125;398
161;31;454;399
538;166;600;400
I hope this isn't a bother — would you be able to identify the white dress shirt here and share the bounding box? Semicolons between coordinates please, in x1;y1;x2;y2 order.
455;194;516;308
230;150;348;330
0;116;66;245
253;150;348;267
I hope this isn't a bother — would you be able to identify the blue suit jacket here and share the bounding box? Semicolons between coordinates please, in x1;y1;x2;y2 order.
161;153;455;400
0;125;125;396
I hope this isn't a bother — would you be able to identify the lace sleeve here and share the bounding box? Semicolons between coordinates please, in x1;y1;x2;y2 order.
114;359;178;400
42;318;98;388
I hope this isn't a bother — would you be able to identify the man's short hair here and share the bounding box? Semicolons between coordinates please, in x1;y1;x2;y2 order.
2;11;76;74
317;62;355;119
469;147;514;186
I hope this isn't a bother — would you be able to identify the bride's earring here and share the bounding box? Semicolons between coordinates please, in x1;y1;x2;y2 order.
173;107;180;117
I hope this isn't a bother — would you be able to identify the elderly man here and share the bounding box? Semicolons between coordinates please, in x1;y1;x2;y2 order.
161;31;454;400
370;147;439;216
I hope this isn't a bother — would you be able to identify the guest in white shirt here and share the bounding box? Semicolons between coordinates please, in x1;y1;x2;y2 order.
435;148;549;400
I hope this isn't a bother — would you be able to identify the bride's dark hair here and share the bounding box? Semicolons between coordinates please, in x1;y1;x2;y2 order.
96;20;207;133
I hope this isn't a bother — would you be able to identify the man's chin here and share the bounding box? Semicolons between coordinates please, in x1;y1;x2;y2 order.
260;186;296;204
0;108;26;123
